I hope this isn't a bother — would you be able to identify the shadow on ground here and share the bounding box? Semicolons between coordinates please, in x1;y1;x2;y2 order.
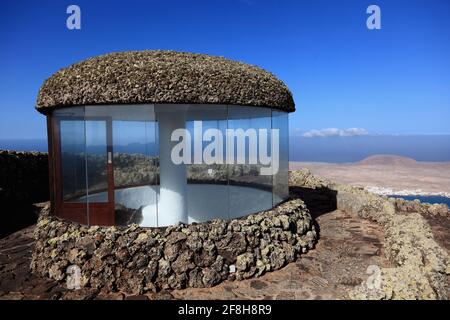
290;186;337;218
290;186;337;239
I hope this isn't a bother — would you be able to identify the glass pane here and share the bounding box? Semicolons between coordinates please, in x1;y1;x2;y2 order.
185;105;228;223
227;106;273;219
59;120;87;202
53;107;88;224
113;121;158;188
84;105;158;227
84;120;108;203
272;110;289;205
113;116;158;227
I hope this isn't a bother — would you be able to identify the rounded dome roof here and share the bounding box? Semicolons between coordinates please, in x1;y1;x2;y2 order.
36;50;295;114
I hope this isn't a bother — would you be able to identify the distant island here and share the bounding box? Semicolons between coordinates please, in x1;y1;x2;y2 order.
291;154;450;201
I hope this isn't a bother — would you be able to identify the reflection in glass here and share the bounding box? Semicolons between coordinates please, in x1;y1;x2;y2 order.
84;105;159;227
227;106;273;218
112;118;158;226
85;120;108;202
59;120;87;202
185;105;228;222
272;111;289;205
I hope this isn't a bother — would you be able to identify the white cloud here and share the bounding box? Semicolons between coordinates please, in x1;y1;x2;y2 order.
302;128;369;138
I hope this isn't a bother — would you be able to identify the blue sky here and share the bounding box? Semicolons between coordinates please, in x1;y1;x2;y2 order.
0;0;449;139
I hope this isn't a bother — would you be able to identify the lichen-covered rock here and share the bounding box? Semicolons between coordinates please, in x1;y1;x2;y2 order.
389;197;448;217
289;169;329;189
31;198;317;292
36;51;295;113
339;190;450;299
202;268;221;287
216;233;247;263
236;253;255;272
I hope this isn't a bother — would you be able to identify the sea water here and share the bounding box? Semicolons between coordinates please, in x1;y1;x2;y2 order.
389;195;450;206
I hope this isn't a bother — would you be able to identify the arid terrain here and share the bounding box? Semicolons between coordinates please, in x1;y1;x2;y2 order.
291;155;450;195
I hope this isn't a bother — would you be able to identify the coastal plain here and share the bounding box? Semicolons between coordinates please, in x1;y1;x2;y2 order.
291;155;450;196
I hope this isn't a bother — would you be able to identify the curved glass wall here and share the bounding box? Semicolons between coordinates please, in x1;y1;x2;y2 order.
50;104;289;227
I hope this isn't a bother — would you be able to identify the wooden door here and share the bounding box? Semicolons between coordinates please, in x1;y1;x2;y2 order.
54;117;114;226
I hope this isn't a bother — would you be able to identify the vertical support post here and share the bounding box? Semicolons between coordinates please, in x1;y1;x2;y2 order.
46;115;55;215
156;105;188;226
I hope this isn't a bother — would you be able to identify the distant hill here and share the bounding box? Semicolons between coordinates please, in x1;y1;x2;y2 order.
357;155;418;166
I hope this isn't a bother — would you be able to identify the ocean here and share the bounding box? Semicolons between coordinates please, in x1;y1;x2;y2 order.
389;195;450;206
0;139;48;152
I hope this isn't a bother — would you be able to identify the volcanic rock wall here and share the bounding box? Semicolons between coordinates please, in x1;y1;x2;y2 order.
31;199;317;294
0;150;49;238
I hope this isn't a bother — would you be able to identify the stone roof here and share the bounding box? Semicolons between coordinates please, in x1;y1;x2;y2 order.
36;51;295;114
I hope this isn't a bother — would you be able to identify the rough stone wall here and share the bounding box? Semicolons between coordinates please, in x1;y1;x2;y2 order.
290;169;450;300
0;150;48;203
389;197;448;217
31;199;317;294
0;150;49;238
